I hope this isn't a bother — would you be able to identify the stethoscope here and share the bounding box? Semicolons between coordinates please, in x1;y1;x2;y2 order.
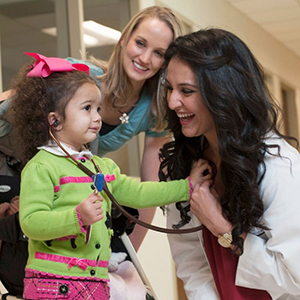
49;128;203;234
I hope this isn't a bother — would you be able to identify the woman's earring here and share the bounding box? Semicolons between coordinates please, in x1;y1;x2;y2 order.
156;69;166;98
160;70;166;85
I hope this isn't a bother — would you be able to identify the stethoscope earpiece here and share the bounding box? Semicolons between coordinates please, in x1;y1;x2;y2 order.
53;120;60;127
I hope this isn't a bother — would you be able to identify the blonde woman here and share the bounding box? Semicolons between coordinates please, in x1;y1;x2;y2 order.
66;6;185;251
1;7;185;251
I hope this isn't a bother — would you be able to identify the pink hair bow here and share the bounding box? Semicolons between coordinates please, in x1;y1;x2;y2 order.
25;52;90;77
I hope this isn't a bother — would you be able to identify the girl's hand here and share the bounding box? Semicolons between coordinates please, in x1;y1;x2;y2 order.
190;180;232;237
78;192;104;226
189;159;213;187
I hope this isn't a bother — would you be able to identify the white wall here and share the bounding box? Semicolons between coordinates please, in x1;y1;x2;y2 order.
155;0;300;88
134;1;300;299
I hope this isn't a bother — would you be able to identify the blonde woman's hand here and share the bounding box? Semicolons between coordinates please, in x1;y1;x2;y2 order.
78;192;104;226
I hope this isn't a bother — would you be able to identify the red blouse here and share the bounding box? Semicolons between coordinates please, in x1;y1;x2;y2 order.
202;227;271;300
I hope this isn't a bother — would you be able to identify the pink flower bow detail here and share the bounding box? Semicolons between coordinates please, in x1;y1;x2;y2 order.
25;52;90;78
68;257;88;271
104;174;116;182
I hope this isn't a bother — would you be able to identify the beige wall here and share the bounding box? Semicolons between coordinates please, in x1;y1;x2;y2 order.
134;1;300;299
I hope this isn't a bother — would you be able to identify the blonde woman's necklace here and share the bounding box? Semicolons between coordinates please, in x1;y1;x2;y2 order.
118;104;136;124
118;111;130;124
118;94;139;124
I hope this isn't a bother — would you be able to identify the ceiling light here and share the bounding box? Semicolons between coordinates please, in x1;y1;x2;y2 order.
41;21;121;48
83;21;121;46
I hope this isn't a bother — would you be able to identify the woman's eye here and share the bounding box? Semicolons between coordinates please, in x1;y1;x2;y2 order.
163;84;173;91
136;40;145;47
84;105;91;111
154;50;163;57
97;107;101;113
182;89;194;95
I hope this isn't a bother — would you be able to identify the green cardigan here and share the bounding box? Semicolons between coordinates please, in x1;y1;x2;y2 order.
20;150;190;281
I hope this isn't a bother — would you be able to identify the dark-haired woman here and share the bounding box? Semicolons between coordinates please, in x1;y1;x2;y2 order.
159;28;300;300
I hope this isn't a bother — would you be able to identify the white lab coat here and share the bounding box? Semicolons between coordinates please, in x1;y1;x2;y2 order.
167;136;300;300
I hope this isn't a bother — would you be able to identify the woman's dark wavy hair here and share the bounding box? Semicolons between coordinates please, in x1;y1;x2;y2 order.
159;28;297;253
11;64;95;164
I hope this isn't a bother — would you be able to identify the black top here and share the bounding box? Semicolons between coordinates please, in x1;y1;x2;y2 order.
99;121;117;136
0;213;28;297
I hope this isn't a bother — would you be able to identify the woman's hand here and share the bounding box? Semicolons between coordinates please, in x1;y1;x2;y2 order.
189;159;213;187
78;192;104;226
190;180;232;237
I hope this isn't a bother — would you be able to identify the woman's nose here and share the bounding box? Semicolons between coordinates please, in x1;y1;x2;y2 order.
167;91;182;110
139;50;151;64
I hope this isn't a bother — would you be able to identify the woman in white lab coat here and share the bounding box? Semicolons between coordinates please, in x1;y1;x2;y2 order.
159;28;300;300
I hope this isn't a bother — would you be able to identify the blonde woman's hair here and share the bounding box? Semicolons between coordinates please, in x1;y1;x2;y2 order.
91;6;186;131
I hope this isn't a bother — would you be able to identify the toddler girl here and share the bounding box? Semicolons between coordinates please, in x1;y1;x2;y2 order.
11;53;211;300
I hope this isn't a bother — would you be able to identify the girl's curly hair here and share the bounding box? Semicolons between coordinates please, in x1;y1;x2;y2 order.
11;64;95;163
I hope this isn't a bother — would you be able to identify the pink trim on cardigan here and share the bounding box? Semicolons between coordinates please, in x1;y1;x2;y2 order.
53;176;92;192
53;174;116;192
104;174;116;182
187;176;193;200
35;252;109;270
68;257;88;271
77;156;87;161
76;205;86;233
25;269;110;282
56;235;78;241
60;176;93;185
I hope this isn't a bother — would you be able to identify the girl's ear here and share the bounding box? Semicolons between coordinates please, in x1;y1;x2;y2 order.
48;112;62;130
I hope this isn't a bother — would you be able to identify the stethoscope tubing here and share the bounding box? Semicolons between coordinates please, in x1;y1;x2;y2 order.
49;128;203;234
